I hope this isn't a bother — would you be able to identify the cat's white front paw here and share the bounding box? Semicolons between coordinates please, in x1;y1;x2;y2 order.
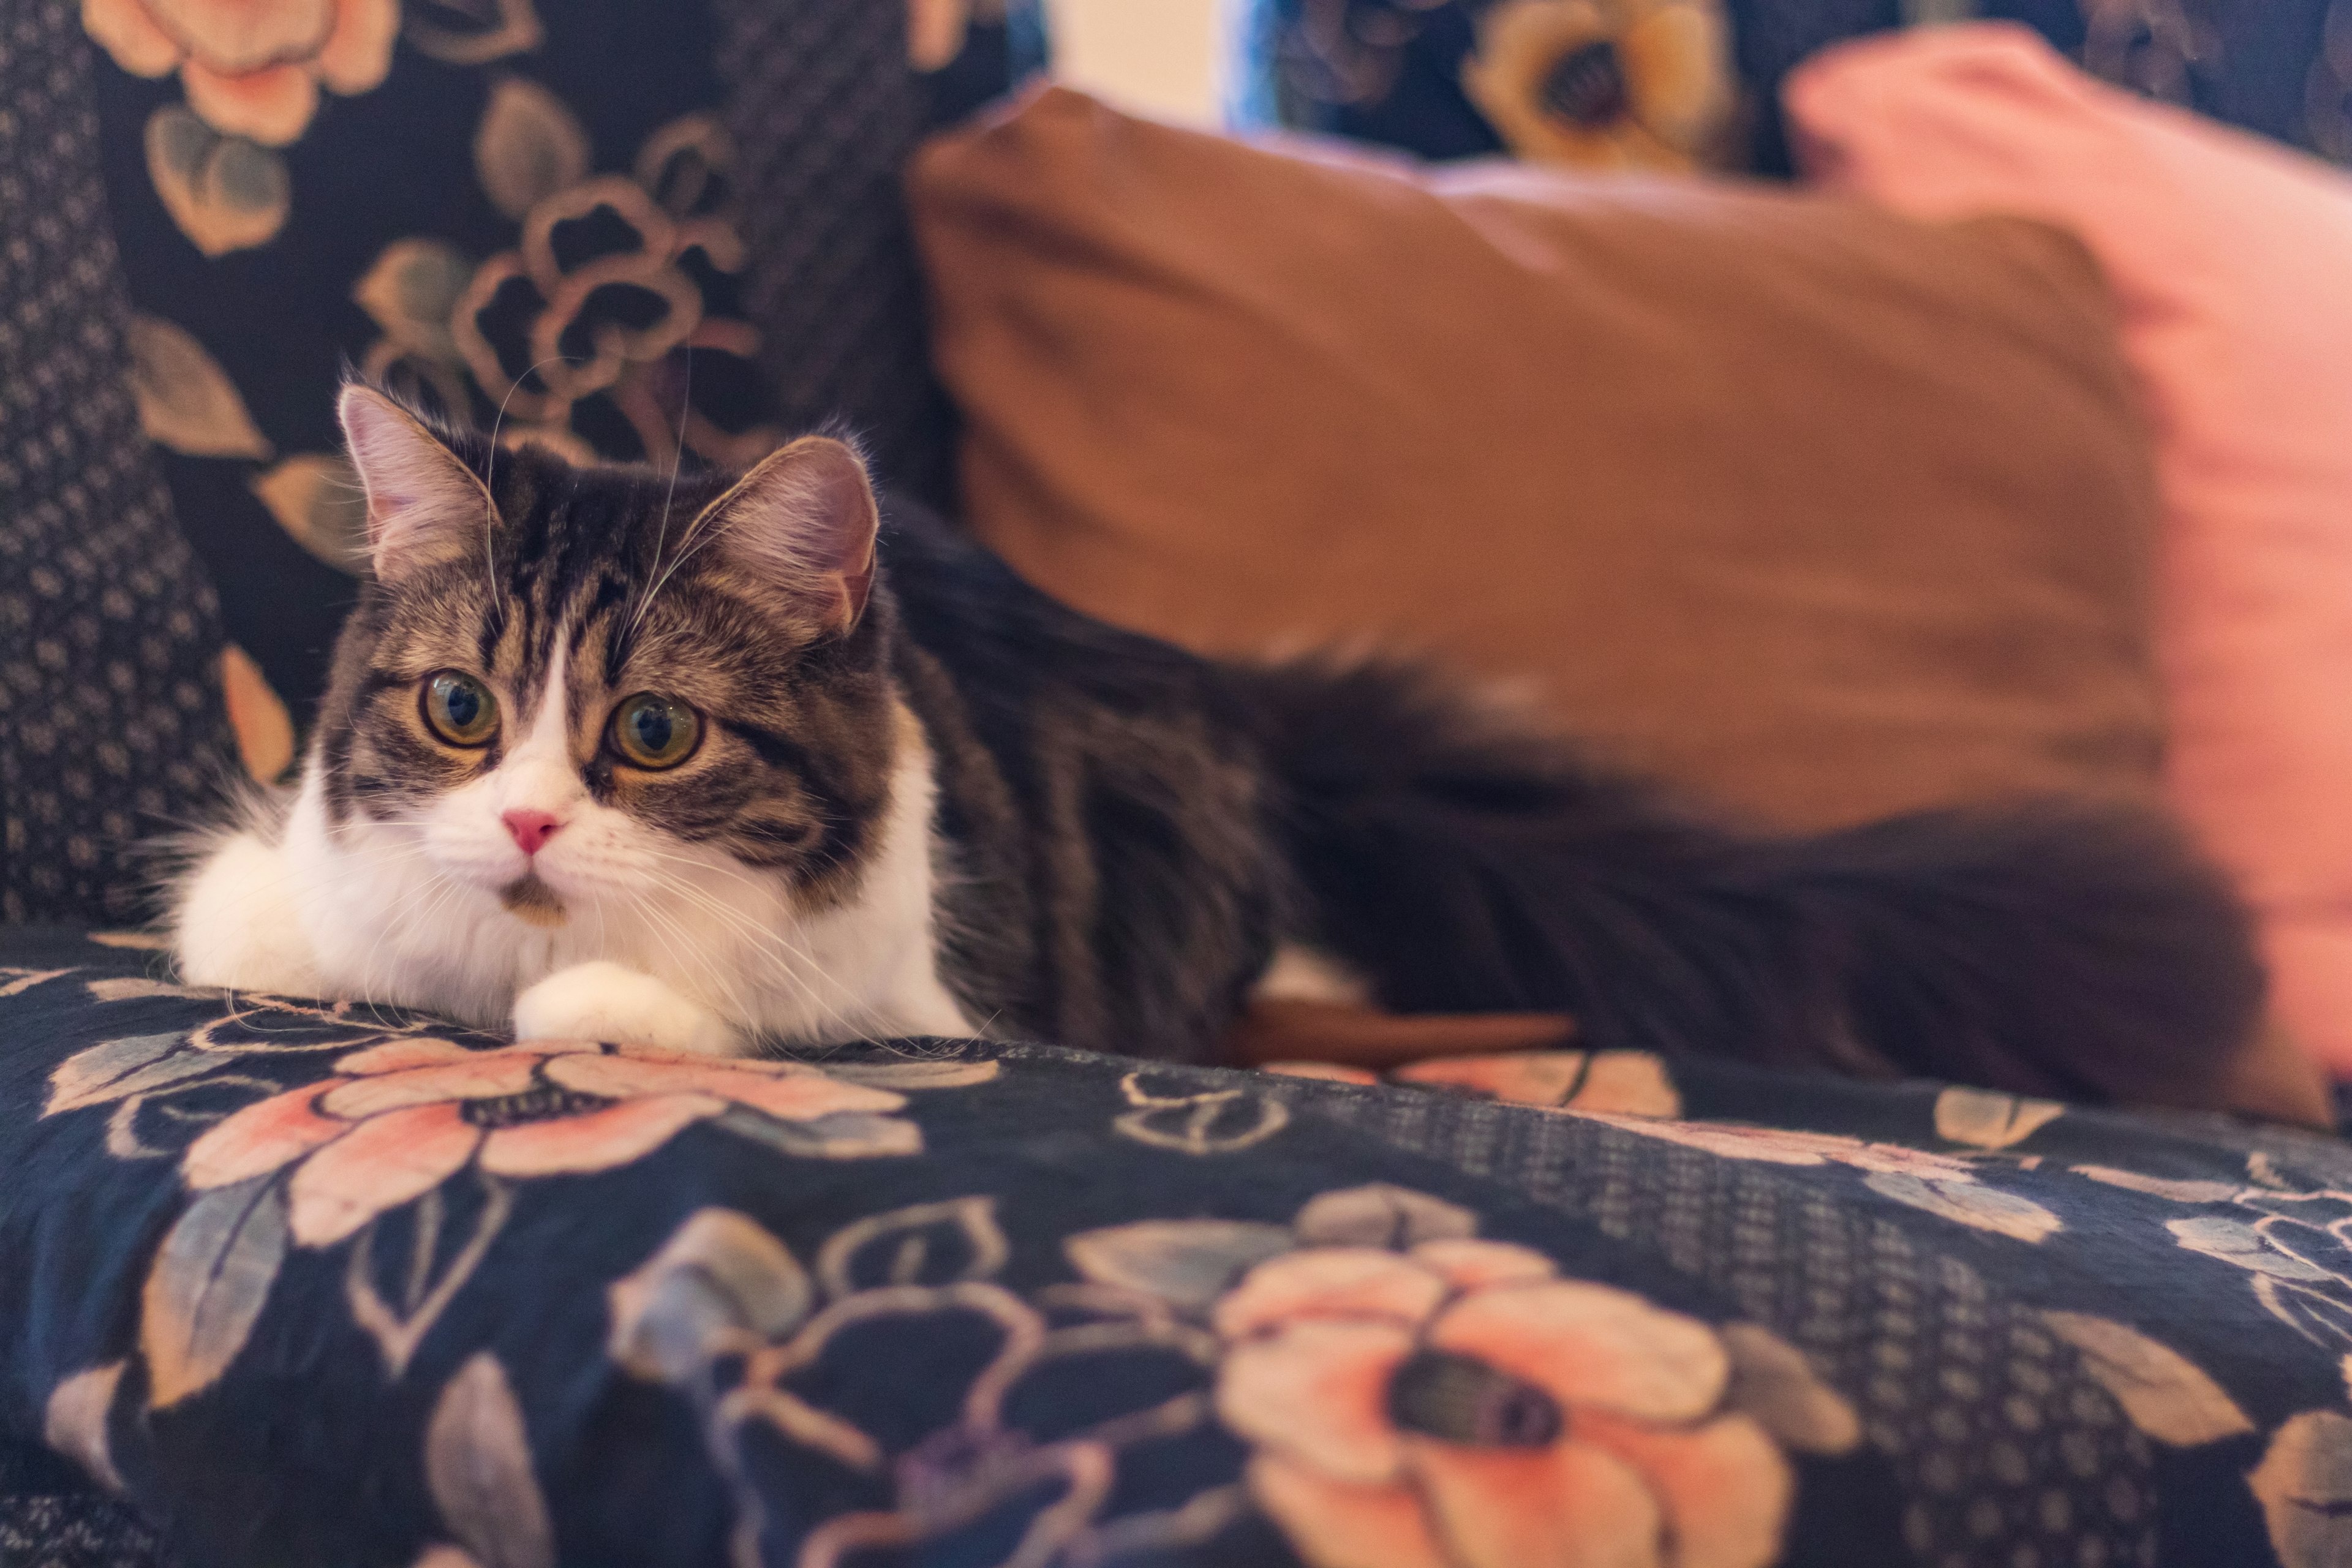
513;962;743;1057
175;829;324;997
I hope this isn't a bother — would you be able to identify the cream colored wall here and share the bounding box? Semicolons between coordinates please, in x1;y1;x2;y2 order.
1044;0;1228;126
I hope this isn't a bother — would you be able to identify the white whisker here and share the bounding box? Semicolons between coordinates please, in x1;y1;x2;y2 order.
629;345;696;645
480;353;582;606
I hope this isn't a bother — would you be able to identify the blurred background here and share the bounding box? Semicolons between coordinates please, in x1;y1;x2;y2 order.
1050;0;1229;123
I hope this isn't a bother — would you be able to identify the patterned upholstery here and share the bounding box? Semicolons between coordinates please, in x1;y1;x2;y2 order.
0;1;237;926
0;1451;163;1568
715;0;956;510
1242;0;2351;175
78;0;1041;745
2;930;2351;1567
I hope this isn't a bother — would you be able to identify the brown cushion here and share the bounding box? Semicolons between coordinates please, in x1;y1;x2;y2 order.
907;86;2168;833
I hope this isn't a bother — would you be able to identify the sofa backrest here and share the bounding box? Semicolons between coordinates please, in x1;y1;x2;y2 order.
0;2;239;924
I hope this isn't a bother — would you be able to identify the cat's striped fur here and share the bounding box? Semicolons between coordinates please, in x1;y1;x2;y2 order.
175;386;2267;1108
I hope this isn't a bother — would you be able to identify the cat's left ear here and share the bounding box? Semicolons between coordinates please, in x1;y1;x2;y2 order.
693;435;880;635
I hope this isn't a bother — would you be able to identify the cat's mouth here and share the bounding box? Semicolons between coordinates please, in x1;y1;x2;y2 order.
499;874;568;929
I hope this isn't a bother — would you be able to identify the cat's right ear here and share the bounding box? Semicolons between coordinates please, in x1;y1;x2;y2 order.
337;385;494;584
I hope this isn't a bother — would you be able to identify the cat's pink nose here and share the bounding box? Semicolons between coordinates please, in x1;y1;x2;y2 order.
502;810;564;855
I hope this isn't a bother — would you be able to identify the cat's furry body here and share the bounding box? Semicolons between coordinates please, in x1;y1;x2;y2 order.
176;388;2268;1107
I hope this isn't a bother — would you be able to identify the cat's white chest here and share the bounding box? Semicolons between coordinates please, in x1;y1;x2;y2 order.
172;753;973;1055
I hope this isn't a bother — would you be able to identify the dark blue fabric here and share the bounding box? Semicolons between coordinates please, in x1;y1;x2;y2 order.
86;0;1044;741
1241;0;2345;176
4;927;2352;1566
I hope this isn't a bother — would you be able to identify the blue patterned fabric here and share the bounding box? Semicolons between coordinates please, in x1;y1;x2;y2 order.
1242;0;2350;175
5;927;2352;1566
81;0;1044;741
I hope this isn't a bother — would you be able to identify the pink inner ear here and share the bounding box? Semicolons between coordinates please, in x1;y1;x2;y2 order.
707;437;881;627
338;388;488;582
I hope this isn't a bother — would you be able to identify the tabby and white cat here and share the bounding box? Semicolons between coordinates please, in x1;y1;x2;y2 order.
175;386;2263;1102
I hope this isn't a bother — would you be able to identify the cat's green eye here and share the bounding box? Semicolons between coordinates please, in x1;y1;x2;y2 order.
609;692;701;770
421;670;499;748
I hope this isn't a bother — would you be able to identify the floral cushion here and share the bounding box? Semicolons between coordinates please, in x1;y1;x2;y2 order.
7;927;2352;1567
1240;0;2350;177
80;0;1044;763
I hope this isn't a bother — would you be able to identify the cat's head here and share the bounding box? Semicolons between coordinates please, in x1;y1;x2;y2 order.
314;385;901;926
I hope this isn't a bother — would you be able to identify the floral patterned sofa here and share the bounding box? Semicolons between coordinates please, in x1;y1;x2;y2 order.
7;1;2352;1566
11;929;2352;1567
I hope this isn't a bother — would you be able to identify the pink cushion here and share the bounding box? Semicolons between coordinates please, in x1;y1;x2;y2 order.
1787;24;2352;1074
